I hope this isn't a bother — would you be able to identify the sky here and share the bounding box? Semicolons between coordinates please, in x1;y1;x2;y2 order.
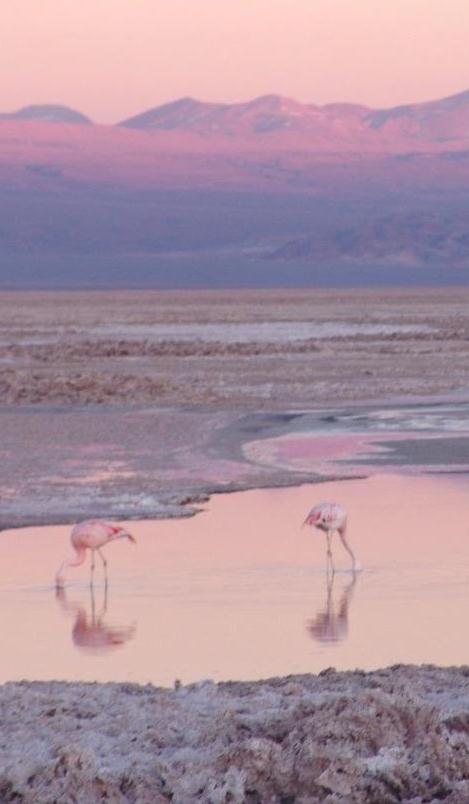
1;0;468;123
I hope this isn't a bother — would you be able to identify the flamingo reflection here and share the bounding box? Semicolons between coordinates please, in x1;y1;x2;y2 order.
307;571;358;643
56;583;136;653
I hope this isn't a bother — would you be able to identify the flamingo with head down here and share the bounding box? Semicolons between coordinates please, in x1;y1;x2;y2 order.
55;519;136;588
303;502;359;572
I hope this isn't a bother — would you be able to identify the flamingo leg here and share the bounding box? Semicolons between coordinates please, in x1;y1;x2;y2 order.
326;531;335;574
97;547;108;588
326;566;334;611
97;547;107;568
90;581;96;623
90;549;96;586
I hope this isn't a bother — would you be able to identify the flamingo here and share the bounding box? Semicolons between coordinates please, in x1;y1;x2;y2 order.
55;520;136;588
303;502;359;571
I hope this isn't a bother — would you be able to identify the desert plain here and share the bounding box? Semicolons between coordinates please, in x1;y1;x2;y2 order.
2;287;469;408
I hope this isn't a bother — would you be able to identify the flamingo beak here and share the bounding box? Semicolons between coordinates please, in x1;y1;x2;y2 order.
118;530;136;543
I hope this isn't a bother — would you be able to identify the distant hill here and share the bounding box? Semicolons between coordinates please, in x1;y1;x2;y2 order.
0;105;91;125
119;89;469;148
1;90;469;287
119;94;367;139
367;89;469;142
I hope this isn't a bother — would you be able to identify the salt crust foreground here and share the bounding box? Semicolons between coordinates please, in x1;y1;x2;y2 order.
1;666;469;802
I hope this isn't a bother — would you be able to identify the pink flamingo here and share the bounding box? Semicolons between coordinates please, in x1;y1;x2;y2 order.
303;502;359;571
55;520;136;587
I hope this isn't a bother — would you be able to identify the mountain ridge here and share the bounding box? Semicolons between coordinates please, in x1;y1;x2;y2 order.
117;89;469;144
2;88;469;145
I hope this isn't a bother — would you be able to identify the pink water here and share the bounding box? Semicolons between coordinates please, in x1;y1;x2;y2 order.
1;473;469;686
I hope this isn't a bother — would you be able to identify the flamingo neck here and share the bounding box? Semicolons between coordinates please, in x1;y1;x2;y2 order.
55;546;87;587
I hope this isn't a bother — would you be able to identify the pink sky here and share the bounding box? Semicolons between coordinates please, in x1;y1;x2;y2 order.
1;0;468;123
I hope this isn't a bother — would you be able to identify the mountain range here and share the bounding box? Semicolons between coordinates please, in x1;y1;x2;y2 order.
1;90;469;287
118;90;469;149
3;89;469;147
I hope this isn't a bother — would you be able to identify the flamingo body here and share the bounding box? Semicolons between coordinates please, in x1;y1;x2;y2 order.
56;519;136;587
304;502;347;534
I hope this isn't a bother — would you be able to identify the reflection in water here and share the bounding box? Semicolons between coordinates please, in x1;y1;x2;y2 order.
307;571;358;643
56;584;136;654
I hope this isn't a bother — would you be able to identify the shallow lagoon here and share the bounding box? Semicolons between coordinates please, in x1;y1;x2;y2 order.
1;473;469;686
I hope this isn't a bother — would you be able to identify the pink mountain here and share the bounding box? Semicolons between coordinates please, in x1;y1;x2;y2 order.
1;91;469;285
119;90;469;148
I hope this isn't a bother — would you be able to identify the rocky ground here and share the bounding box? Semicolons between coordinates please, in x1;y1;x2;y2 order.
1;665;469;803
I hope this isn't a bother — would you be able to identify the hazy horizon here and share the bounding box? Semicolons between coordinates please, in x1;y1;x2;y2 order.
3;84;469;125
2;0;469;123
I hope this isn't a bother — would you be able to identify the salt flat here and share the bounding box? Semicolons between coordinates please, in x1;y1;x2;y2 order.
1;288;469;407
1;288;469;528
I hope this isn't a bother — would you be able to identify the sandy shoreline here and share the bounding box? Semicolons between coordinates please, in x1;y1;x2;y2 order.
2;400;469;530
2;665;469;802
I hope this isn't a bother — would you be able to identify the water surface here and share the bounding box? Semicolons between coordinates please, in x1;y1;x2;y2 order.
1;473;469;685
